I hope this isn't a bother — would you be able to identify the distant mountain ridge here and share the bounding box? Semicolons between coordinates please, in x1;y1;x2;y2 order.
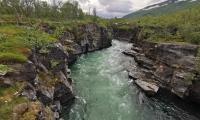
123;0;200;19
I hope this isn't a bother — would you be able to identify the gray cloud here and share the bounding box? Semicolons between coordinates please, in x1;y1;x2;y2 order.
54;0;168;18
100;0;133;13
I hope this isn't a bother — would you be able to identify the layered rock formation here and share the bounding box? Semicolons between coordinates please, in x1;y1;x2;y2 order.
124;40;200;104
112;23;200;104
112;26;141;42
0;23;112;119
60;24;112;64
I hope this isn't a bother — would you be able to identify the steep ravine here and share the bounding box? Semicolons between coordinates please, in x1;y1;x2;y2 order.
67;40;200;120
0;23;112;119
1;22;200;119
113;26;200;105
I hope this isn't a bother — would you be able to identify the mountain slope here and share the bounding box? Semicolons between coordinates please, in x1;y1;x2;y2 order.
123;0;200;19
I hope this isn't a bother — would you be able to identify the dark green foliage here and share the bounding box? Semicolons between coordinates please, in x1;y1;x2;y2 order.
0;0;85;21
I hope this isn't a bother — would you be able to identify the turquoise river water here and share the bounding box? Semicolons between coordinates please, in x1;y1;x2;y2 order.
67;40;200;120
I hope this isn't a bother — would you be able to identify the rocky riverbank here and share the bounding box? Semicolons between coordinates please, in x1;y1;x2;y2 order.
119;26;200;105
0;23;112;119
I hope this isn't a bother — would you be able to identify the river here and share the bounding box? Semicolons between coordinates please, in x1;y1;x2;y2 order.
67;40;200;120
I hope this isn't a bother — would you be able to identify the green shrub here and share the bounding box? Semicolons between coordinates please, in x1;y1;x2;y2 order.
22;30;56;49
187;32;200;44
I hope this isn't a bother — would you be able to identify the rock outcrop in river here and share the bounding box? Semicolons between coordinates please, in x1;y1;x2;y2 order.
0;23;112;119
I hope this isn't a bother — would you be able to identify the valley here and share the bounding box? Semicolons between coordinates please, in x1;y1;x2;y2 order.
0;0;200;120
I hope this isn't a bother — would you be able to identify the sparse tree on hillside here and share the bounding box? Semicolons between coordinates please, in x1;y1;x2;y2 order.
0;0;86;20
93;7;97;22
93;7;97;17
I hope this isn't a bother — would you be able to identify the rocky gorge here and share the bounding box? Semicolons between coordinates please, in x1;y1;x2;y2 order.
116;26;200;105
1;22;200;119
0;23;112;119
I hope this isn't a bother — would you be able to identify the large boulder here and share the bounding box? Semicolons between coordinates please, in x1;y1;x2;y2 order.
54;82;75;105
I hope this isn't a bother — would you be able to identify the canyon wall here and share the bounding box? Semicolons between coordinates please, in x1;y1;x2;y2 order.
119;26;200;105
0;23;112;119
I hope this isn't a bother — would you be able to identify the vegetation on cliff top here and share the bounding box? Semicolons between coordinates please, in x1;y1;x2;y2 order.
0;25;56;63
112;4;200;45
123;0;200;19
0;0;109;64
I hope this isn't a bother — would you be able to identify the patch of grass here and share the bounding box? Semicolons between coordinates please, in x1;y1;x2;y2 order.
0;25;57;63
0;83;27;120
0;25;24;36
0;97;27;120
0;52;27;63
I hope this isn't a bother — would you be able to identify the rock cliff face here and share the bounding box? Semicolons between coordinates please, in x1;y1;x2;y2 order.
124;39;200;104
112;26;141;42
115;25;200;104
60;24;112;64
0;23;112;119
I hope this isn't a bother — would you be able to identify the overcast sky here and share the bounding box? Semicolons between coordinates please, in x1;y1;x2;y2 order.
49;0;167;18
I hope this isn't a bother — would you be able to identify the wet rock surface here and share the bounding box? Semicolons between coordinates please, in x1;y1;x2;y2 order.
135;79;159;96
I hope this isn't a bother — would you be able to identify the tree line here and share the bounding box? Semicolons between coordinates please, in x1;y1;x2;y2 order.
0;0;86;20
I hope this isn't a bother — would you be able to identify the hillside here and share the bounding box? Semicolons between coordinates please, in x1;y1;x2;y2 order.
111;3;200;44
123;0;200;19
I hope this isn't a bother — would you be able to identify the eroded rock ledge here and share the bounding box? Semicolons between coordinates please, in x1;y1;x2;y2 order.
0;23;112;119
113;25;200;104
124;40;200;104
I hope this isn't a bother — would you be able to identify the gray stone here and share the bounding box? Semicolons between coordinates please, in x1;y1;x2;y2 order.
135;80;159;96
123;49;138;57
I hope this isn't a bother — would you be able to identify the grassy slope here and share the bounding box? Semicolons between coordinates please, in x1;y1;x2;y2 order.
0;16;109;63
0;25;57;63
137;4;200;44
123;0;200;19
112;4;200;44
0;16;110;118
